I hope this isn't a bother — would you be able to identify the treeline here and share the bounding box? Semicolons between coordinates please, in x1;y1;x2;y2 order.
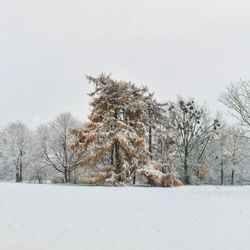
0;75;250;186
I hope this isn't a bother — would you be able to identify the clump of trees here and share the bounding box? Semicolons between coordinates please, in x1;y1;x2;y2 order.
0;74;249;186
70;74;180;186
213;126;248;185
0;113;82;184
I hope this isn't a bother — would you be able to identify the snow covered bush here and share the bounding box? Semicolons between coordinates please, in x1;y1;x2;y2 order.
137;164;182;187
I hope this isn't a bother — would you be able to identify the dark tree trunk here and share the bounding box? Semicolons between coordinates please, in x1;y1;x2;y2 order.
220;167;224;185
64;172;68;183
18;149;23;182
149;125;153;160
162;165;167;174
133;172;136;185
16;168;20;183
114;109;120;172
63;141;70;183
231;169;235;185
64;167;71;183
19;162;23;182
184;147;190;184
68;170;71;183
111;144;114;165
38;176;43;184
148;107;153;160
184;170;190;185
115;141;120;171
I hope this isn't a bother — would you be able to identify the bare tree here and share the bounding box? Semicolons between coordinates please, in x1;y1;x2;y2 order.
220;80;250;128
36;113;81;183
213;126;229;185
212;125;249;185
143;93;174;172
226;127;249;185
0;122;33;182
168;98;220;184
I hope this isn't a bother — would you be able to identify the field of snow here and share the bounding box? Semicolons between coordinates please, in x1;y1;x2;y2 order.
0;183;250;250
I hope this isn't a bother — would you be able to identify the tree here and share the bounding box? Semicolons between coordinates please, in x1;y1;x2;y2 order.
71;74;149;186
220;80;250;129
168;98;220;184
144;94;174;172
212;126;229;185
36;113;81;183
225;127;249;185
0;122;33;182
28;134;51;184
228;127;249;185
212;125;249;185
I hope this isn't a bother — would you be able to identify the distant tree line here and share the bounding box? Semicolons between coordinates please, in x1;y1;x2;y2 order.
0;74;249;186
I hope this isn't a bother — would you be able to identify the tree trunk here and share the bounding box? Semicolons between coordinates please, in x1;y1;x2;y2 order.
38;179;42;184
114;141;120;171
19;162;23;182
184;169;190;185
64;172;68;183
68;170;71;183
148;107;153;160
111;144;114;165
19;149;23;182
220;167;224;185
16;165;20;183
63;141;70;183
184;147;190;184
231;169;235;185
149;125;153;160
64;167;72;183
114;109;120;172
133;171;136;185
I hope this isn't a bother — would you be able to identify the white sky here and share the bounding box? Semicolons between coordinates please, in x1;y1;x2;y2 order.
1;0;250;128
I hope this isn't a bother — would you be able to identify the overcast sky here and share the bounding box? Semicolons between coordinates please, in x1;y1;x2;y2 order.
1;0;250;128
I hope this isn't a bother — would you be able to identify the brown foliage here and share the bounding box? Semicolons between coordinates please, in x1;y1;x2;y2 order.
139;167;182;187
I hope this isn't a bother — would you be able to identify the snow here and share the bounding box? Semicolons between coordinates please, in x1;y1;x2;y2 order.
0;183;250;250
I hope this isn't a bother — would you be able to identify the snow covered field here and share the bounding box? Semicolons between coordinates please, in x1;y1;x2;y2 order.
0;183;250;250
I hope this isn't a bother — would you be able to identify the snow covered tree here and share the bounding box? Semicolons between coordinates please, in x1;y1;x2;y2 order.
212;126;229;185
143;93;174;172
226;127;249;185
168;98;220;184
71;74;150;186
0;122;34;182
144;93;163;159
28;134;51;184
220;80;250;130
35;113;81;183
211;124;249;185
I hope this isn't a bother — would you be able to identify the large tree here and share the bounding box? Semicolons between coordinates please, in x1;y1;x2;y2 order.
168;98;220;184
71;74;149;185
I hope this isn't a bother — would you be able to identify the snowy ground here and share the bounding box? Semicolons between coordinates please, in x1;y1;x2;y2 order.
0;184;250;250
